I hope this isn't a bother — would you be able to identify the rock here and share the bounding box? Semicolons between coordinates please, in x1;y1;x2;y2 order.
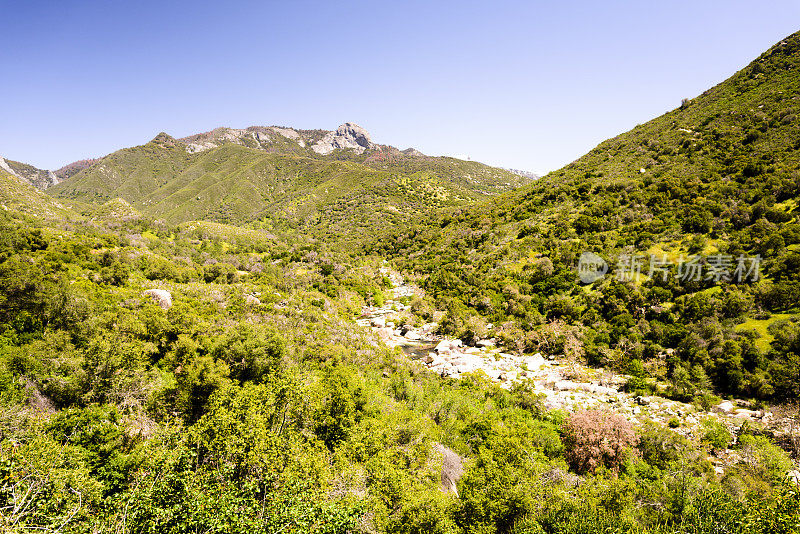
435;340;451;354
404;330;422;341
500;371;518;382
635;395;650;406
370;316;386;328
476;339;496;348
525;353;545;370
554;380;579;391
787;470;800;484
713;401;735;414
376;327;394;341
311;122;374;155
245;294;261;306
484;368;502;380
589;385;618;396
143;289;172;310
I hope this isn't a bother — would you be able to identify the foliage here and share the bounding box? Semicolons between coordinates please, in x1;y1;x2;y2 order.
562;410;639;474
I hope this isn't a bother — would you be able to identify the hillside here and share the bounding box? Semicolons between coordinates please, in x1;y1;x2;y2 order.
0;168;75;219
377;31;800;404
3;30;800;534
0;198;796;533
49;124;530;234
0;157;61;190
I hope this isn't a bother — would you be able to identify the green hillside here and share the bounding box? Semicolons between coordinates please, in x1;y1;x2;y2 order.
0;169;76;219
50;127;529;236
0;201;795;534
4;32;800;534
377;31;800;403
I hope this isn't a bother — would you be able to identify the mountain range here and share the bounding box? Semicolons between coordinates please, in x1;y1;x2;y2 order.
2;122;530;238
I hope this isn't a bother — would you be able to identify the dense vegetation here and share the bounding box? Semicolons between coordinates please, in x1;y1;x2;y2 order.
2;29;800;534
375;31;800;406
0;210;797;533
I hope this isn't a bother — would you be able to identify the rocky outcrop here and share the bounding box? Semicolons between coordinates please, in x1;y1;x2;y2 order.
180;126;308;153
433;443;463;496
0;157;61;190
311;123;374;155
143;289;173;310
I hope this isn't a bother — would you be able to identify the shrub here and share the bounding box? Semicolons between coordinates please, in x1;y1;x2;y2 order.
561;410;639;474
700;418;732;452
738;434;793;483
637;422;690;469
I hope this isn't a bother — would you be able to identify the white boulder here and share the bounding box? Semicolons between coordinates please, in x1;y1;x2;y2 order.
713;401;735;414
143;289;172;310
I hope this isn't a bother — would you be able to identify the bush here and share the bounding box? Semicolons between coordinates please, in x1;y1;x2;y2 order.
561;410;639;474
700;418;732;452
738;434;793;483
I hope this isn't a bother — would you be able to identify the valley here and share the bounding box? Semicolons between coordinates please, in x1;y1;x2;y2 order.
1;27;800;534
357;266;791;475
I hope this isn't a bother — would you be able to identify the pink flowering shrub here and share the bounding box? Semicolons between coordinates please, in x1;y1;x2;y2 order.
562;409;639;474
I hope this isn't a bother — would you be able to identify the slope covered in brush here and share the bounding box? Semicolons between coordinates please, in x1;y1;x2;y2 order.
49;125;529;234
377;31;800;403
0;169;75;219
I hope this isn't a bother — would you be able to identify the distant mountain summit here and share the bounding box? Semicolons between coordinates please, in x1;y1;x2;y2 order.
179;122;390;157
311;122;374;155
506;168;540;180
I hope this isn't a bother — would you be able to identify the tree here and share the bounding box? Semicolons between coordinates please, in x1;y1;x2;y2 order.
561;410;638;474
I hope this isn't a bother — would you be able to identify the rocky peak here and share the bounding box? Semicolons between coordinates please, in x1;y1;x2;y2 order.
311;122;375;155
335;122;372;148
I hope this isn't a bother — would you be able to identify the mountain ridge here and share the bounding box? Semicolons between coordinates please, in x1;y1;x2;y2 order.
48;122;533;233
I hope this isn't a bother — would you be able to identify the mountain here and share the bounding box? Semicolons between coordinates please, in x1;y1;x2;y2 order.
378;30;800;402
49;123;531;235
0;167;74;218
506;168;540;180
0;157;62;190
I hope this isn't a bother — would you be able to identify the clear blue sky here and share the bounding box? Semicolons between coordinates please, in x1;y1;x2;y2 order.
2;0;799;174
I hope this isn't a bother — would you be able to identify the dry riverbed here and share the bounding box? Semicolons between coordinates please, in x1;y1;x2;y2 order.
357;267;796;474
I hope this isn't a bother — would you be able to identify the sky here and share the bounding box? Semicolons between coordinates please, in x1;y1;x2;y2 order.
2;1;800;175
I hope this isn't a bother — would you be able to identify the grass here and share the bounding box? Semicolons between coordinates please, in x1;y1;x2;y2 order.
735;313;796;352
